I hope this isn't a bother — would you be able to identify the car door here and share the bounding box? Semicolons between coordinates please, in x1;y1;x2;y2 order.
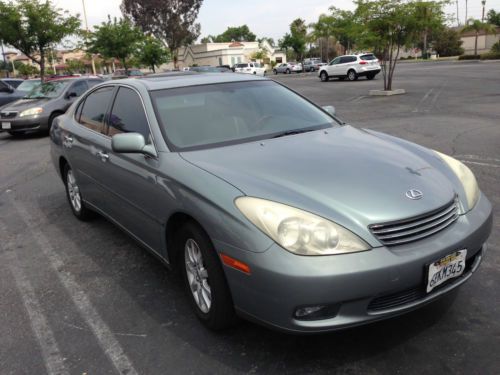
326;57;341;75
96;86;164;251
62;85;116;208
339;56;357;76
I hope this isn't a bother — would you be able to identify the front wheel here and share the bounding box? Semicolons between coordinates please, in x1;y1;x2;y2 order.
320;71;329;82
286;69;291;74
273;69;278;75
179;222;237;330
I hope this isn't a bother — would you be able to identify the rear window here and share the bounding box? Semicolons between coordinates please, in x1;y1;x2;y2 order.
236;63;248;68
360;54;377;61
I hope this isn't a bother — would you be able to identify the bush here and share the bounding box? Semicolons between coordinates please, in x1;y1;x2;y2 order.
491;41;500;53
458;54;480;60
480;52;500;60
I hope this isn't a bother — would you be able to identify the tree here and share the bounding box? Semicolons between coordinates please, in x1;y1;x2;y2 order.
413;1;446;58
289;18;308;61
121;0;203;68
138;36;170;72
432;28;464;56
87;17;143;74
356;0;421;91
487;9;500;26
0;0;80;81
16;63;40;77
461;19;497;56
211;25;256;42
310;14;336;61
258;37;275;47
328;7;361;55
66;59;86;74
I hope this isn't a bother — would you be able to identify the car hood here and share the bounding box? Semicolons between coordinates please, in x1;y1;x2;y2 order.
1;98;52;112
180;126;458;242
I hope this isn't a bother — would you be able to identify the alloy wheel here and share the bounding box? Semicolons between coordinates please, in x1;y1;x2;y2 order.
184;238;212;313
66;169;82;213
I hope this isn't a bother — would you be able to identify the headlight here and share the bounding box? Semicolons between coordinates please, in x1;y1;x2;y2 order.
434;151;479;210
235;197;370;256
19;107;43;117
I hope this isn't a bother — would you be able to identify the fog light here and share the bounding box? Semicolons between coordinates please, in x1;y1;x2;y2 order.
294;304;340;321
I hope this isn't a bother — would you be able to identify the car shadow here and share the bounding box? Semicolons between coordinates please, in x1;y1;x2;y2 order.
38;193;459;373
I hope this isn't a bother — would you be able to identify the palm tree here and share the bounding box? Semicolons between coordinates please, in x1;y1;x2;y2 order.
461;19;497;56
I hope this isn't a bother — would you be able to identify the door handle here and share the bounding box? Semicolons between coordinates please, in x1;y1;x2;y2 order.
97;151;109;162
63;135;73;148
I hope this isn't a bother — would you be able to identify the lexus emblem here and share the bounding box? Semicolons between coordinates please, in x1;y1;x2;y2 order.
406;189;423;200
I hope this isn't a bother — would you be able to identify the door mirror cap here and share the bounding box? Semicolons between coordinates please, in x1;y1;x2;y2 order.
322;105;336;116
111;132;156;157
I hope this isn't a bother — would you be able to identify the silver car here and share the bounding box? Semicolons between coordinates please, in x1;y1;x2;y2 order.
273;62;303;74
50;74;492;333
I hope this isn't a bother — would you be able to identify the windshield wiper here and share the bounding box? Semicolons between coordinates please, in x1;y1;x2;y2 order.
271;129;316;139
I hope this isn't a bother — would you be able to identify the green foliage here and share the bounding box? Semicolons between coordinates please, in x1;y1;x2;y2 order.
328;7;362;54
66;59;86;74
210;25;257;42
0;0;80;81
432;28;464;56
458;54;480;60
137;36;170;72
480;52;500;59
279;18;307;61
258;37;275;47
491;41;500;53
250;49;268;61
461;19;497;55
87;17;143;72
487;9;500;26
16;63;40;77
412;1;447;58
121;0;203;67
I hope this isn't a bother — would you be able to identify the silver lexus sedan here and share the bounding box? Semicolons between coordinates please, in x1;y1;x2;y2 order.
50;73;492;333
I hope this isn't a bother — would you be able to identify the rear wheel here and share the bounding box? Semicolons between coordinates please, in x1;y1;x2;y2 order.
179;222;237;330
320;71;329;82
286;68;291;74
347;69;358;81
63;164;95;221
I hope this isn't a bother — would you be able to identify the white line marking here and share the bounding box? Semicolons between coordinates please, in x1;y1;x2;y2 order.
0;223;69;375
412;88;434;112
460;160;500;168
455;154;500;163
11;201;139;375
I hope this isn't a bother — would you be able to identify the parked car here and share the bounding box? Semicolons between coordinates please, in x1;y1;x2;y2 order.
319;53;381;82
189;66;232;73
303;58;326;72
1;77;102;135
233;62;266;76
49;73;492;333
112;69;144;79
1;78;24;89
0;79;41;107
273;62;303;74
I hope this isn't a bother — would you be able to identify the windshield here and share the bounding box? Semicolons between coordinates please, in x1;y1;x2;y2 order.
24;81;68;99
151;80;339;151
17;80;41;93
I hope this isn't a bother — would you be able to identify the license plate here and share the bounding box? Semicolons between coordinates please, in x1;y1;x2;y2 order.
427;250;467;293
1;122;11;129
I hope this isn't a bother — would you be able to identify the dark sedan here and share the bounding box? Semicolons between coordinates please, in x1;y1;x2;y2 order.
1;77;102;135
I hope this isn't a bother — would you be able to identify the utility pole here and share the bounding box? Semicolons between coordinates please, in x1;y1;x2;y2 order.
456;0;460;26
1;41;9;78
481;0;486;22
465;0;468;25
82;0;97;75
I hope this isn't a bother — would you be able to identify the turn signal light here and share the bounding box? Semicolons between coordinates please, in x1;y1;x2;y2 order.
220;254;251;275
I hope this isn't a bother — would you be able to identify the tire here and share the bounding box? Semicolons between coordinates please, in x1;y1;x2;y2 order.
366;74;375;80
63;164;95;221
347;69;358;81
273;69;278;75
310;67;315;72
286;69;291;74
47;112;62;134
179;221;237;330
320;71;329;82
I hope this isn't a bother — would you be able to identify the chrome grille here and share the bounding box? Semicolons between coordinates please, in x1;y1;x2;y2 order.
369;198;459;246
0;111;18;119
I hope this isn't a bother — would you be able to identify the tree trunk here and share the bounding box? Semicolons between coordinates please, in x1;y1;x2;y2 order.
152;65;156;73
474;32;478;55
173;49;178;69
325;37;329;62
39;50;46;82
122;59;128;75
423;31;428;59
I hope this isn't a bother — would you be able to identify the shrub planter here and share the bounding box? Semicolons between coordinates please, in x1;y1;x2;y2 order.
369;89;406;96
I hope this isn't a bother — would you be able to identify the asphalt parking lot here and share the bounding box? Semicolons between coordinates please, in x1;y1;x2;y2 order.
1;61;499;375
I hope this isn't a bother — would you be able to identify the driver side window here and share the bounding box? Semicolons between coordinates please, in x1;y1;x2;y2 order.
329;57;340;65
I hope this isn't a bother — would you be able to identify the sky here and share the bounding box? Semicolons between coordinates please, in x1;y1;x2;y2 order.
55;0;500;44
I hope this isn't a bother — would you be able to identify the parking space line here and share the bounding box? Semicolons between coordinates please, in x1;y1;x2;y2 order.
1;223;69;375
11;200;139;375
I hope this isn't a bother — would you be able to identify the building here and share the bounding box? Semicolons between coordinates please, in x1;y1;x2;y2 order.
460;27;500;55
175;40;287;69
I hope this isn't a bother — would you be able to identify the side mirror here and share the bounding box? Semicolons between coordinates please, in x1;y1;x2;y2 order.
66;92;78;99
322;105;336;116
111;132;156;157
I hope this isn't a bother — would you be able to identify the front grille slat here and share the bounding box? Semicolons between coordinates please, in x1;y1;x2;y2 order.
369;197;459;246
0;111;18;119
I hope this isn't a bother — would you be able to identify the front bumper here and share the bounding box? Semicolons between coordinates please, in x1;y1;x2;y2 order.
219;192;493;333
0;115;49;133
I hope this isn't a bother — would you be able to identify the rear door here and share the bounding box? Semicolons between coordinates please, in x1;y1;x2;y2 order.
63;85;115;207
97;86;164;250
338;56;357;75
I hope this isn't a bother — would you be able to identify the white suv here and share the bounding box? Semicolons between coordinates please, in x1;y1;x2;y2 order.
233;62;266;76
318;53;381;82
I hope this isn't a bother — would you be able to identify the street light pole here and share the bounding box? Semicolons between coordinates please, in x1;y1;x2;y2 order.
82;0;97;75
481;0;486;22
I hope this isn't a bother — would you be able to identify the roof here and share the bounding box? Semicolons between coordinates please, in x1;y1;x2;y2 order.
129;72;268;91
